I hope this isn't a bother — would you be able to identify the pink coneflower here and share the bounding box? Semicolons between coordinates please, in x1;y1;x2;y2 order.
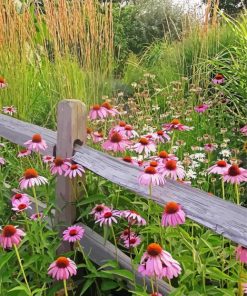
102;131;130;152
30;213;44;220
138;243;181;279
240;125;247;136
124;235;141;248
63;225;85;243
132;137;156;156
91;204;110;220
158;160;185;180
212;73;225;85
163;119;192;131
207;160;230;175
122;125;139;139
11;193;30;204
122;210;146;226
151;150;178;164
223;165;247;184
12;199;32;212
50;157;69;176
194;104;209;113
121;156;138;166
161;202;186;227
120;228;136;241
24;134;47;152
19;168;48;190
48;257;77;280
64;163;85;178
0;225;25;249
95;209;121;227
17;149;31;158
112;121;127;132
204;143;217;152
43;155;54;164
101;102;119;117
0;157;5;165
87;127;93;140
236;245;247;263
89;104;108;120
138;166;165;186
0;77;7;88
92;131;104;143
153;130;171;143
2;106;17;116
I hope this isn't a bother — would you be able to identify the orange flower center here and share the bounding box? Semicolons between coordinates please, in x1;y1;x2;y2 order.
54;157;64;166
217;160;227;167
7;107;12;111
123;156;132;163
20;149;28;153
101;102;112;110
139;138;148;145
32;134;42;143
14;193;23;200
125;125;132;131
24;168;38;179
130;238;137;244
147;243;162;256
0;77;5;83
159;151;168;158
92;104;100;110
95;205;104;212
110;132;122;143
165;201;179;214
18;204;27;210
228;165;240;176
56;257;70;268
171;119;180;125
119;121;126;127
87;127;92;134
69;229;78;236
165;160;177;170
144;166;157;174
104;212;112;218
150;161;158;167
123;229;130;235
215;73;223;79
2;225;16;237
70;164;78;170
157;130;164;136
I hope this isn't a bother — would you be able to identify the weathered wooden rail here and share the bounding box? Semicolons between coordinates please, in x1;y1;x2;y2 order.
1;99;247;294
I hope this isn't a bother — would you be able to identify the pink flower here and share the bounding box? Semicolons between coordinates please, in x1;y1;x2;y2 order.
89;104;108;120
17;149;31;158
43;155;54;164
64;163;85;178
158;160;185;180
122;124;139;139
102;131;131;152
138;243;181;279
139;166;165;186
2;106;17;116
0;225;25;249
92;131;104;143
236;245;247;263
12;199;32;212
24;134;47;152
122;210;146;226
152;130;170;143
91;204;111;220
0;157;5;165
240;125;247;136
161;202;186;227
50;157;69;176
204;143;217;152
101;102;119;117
11;193;30;204
151;150;178;164
48;257;77;280
124;235;141;248
95;209;121;227
163;119;192;131
63;225;85;243
132;137;156;156
19;168;48;190
212;73;225;85
30;213;44;220
207;160;230;175
222;165;247;184
120;229;136;241
112;121;127;132
121;156;138;166
0;77;7;89
194;104;209;113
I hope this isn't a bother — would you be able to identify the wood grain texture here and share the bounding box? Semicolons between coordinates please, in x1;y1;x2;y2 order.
1;114;247;247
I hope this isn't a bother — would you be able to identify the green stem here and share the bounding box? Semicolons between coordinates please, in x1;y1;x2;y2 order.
63;279;68;296
111;226;118;262
14;244;32;296
235;183;240;205
32;186;39;216
221;179;225;200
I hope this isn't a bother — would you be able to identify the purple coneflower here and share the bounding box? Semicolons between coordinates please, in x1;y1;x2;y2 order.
95;209;121;227
89;104;108;120
0;77;7;88
0;225;25;249
122;124;139;139
139;165;165;186
204;143;217;152
236;245;247;263
30;213;44;220
152;130;171;143
161;202;186;227
122;210;146;226
50;157;69;176
240;125;247;136
91;204;110;220
0;157;5;165
43;155;54;164
212;73;225;85
17;149;31;158
124;235;141;249
19;168;48;189
194;104;209;113
64;163;85;178
2;106;17;116
24;134;47;152
102;131;131;152
12;199;32;212
223;165;247;184
48;257;77;280
158;160;185;180
163;119;192;131
92;131;104;143
101;101;119;117
207;160;230;175
63;225;85;243
132;137;156;156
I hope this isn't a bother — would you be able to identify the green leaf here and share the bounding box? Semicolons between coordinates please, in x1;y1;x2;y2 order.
206;267;234;281
103;269;134;281
0;251;14;270
101;279;119;291
79;278;95;296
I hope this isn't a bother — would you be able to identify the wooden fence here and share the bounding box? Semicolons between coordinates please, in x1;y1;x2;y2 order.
0;99;247;295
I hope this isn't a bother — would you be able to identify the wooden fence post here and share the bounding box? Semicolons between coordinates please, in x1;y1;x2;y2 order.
55;99;87;253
